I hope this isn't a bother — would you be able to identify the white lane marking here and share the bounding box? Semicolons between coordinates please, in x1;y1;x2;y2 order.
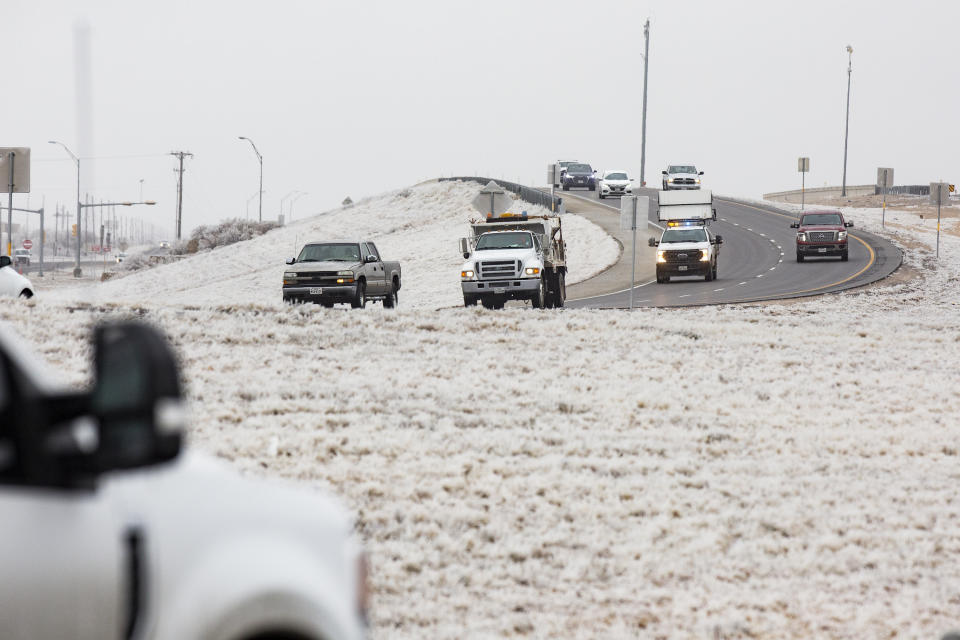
756;274;764;278
714;288;724;292
778;259;783;263
720;218;727;222
679;294;691;298
747;228;753;231
769;267;776;271
738;281;747;286
733;223;740;226
759;233;766;237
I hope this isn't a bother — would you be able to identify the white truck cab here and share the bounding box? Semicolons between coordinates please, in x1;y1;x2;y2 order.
0;321;368;640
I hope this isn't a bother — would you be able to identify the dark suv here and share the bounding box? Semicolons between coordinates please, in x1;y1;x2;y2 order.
791;210;854;262
561;163;596;191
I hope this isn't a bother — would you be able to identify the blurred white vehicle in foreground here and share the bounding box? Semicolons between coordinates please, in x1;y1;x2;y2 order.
0;255;34;298
0;321;368;640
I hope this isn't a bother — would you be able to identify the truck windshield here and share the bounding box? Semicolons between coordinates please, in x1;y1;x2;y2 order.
297;243;361;262
605;173;628;180
668;166;697;174
661;228;707;243
476;232;533;250
801;213;843;226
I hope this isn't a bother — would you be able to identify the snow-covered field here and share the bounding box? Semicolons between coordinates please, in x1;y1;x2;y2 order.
3;182;960;639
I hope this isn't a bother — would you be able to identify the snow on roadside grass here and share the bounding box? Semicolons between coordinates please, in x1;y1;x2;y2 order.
3;191;960;639
45;180;617;310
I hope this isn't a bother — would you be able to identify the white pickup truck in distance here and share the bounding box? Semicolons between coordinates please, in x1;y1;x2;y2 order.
0;321;369;640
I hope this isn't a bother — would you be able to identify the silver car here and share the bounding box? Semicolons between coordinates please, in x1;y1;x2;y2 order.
661;164;704;190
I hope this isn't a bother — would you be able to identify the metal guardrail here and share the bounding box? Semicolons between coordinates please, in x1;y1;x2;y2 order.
440;177;563;213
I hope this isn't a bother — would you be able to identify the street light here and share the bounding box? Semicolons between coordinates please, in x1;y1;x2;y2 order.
280;190;297;223
289;191;307;221
841;45;853;198
48;140;82;277
238;136;263;222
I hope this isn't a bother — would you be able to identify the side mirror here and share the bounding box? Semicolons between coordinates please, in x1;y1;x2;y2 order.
285;257;296;265
699;171;704;175
648;237;658;247
458;237;470;259
0;255;10;268
661;170;668;175
790;222;799;228
845;221;854;227
365;255;378;263
715;235;723;244
89;322;184;472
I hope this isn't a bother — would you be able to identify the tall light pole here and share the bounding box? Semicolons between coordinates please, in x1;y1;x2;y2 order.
139;178;144;201
841;45;853;197
289;191;307;221
48;140;82;277
639;19;651;188
238;136;262;222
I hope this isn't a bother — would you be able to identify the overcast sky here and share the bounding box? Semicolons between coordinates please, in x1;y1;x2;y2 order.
3;0;958;238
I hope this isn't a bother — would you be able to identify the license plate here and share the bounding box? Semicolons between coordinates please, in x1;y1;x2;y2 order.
494;288;506;294
818;248;827;253
309;287;323;295
678;265;688;271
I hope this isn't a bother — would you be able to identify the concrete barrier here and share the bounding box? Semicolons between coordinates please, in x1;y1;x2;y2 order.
763;185;876;203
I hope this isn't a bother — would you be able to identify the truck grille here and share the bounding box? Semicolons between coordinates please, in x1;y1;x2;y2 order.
479;259;520;280
671;178;696;185
808;231;836;242
663;249;703;263
291;271;343;285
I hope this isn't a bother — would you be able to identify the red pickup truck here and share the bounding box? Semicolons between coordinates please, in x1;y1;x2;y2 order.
791;210;854;262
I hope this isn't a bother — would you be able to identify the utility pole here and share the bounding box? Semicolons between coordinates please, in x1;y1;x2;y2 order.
640;19;651;188
841;45;853;197
170;151;193;241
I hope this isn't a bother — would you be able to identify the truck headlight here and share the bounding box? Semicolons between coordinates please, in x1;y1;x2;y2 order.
667;178;674;183
838;231;847;241
337;270;354;276
700;250;711;262
696;178;701;184
797;233;807;242
657;251;666;263
461;270;475;279
284;271;296;279
524;267;540;276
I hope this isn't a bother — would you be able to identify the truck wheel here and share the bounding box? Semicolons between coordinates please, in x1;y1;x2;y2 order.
463;295;477;307
531;277;546;309
796;252;804;263
712;264;718;280
554;271;566;308
840;250;849;262
562;184;569;191
350;281;366;309
383;284;397;308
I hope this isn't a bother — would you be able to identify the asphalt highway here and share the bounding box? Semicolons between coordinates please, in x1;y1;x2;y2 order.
562;187;902;308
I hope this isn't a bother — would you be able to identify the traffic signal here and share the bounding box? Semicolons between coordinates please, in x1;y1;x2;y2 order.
71;224;77;237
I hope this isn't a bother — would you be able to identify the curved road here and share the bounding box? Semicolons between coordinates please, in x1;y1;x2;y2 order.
562;187;902;308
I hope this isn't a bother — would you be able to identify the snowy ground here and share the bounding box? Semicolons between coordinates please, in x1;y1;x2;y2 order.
3;183;960;639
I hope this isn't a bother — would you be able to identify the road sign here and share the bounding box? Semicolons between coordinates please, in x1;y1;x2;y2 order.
0;148;31;193
22;239;32;250
620;196;649;231
798;157;810;173
877;168;894;189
